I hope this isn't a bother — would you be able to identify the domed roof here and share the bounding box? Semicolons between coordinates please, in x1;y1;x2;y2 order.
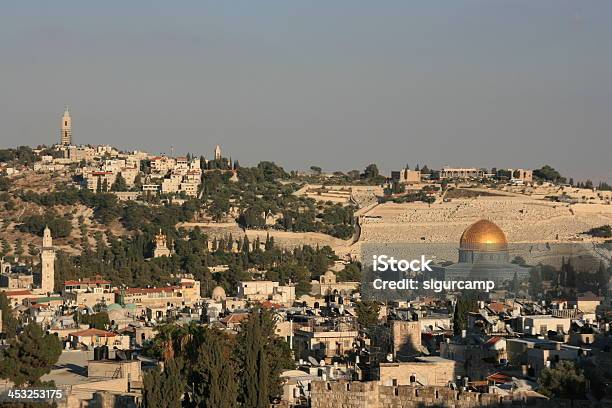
106;303;122;311
460;219;508;251
211;286;227;301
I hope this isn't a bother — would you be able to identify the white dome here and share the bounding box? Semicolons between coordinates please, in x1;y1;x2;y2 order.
211;286;227;301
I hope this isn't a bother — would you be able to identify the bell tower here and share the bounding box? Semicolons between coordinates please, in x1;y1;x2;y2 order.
60;106;72;146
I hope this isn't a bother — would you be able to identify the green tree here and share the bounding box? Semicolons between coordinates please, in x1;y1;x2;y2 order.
209;194;230;222
0;176;10;191
452;295;476;335
310;166;322;175
529;266;544;297
27;242;39;258
363;164;380;179
192;329;238;408
355;301;380;332
533;165;566;184
143;358;185;408
0;292;18;337
78;312;110;330
237;308;293;407
337;262;361;282
17;214;72;238
111;172;128;192
238;309;270;408
14;238;24;258
0;238;10;258
538;361;586;399
0;323;62;386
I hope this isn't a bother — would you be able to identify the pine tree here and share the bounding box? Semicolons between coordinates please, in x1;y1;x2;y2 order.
111;172;128;192
0;323;62;386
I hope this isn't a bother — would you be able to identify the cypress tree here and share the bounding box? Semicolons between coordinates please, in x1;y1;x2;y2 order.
239;309;269;408
0;292;18;338
143;358;185;408
193;329;237;407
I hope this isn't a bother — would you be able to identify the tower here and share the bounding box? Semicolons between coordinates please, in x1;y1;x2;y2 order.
40;226;56;294
60;106;72;146
214;144;222;160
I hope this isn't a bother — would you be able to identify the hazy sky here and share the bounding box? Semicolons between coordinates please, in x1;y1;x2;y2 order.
1;1;611;182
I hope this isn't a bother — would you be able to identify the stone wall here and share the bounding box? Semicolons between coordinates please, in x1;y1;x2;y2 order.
310;380;612;408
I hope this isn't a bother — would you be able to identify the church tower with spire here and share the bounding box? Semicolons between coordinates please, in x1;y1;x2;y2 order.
39;226;56;294
60;106;72;146
153;230;171;258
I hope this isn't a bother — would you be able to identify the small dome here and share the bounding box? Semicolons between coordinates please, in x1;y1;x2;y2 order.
460;219;508;251
212;286;227;301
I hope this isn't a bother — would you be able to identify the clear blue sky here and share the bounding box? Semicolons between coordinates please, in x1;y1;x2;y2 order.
1;1;611;182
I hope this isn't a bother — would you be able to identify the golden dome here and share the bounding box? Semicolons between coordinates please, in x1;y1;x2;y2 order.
460;219;508;251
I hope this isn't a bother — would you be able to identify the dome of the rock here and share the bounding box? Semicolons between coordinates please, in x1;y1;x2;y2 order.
460;219;508;251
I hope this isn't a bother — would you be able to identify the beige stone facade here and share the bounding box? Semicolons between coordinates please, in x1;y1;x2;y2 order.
309;381;544;408
391;320;421;361
378;356;459;386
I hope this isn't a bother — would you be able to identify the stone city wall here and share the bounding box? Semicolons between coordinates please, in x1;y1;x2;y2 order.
310;381;612;408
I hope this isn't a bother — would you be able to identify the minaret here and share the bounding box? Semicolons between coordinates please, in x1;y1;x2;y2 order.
60;106;72;146
214;144;222;160
40;226;56;294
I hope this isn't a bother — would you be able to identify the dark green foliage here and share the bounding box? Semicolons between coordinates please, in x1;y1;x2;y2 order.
237;309;271;407
363;164;380;179
17;214;72;238
452;295;476;335
238;206;266;229
533;165;566;184
192;329;238;407
0;176;10;191
0;146;37;165
0;323;62;386
77;312;110;330
111;172;128;192
336;262;361;282
143;316;293;408
0;292;18;337
585;225;612;238
355;301;380;332
537;361;586;399
143;358;185;408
